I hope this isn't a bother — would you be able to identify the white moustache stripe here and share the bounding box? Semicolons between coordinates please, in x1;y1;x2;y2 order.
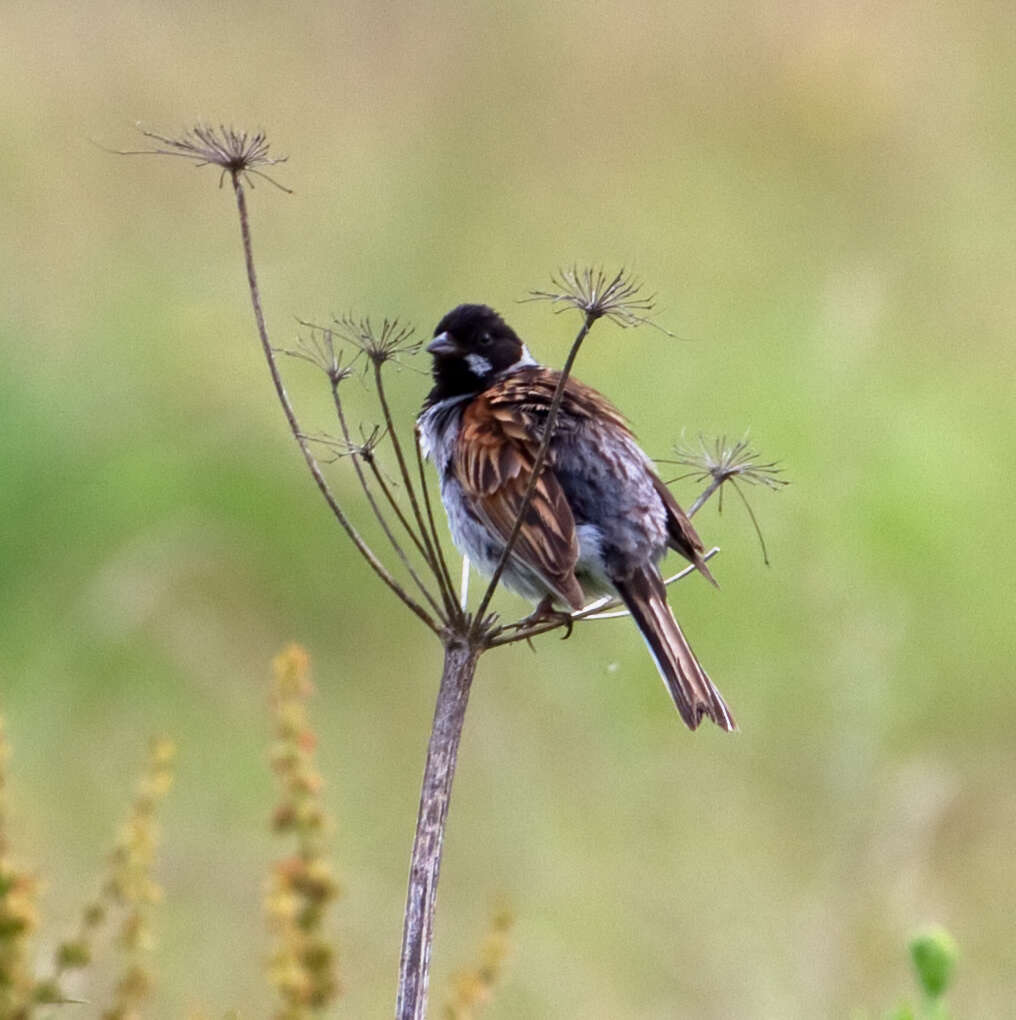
465;353;493;376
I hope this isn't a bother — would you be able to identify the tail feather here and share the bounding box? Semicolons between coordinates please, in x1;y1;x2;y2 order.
615;567;736;732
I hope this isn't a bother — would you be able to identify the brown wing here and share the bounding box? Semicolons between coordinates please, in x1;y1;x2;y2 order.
456;385;585;610
483;366;631;436
493;367;717;586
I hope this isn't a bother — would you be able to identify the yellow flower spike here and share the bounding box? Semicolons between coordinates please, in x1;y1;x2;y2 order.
443;908;513;1020
266;645;341;1016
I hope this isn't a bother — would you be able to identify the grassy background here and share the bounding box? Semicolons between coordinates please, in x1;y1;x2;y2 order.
3;1;1015;1015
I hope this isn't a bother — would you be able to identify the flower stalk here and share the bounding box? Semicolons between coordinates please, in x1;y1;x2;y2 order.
396;639;481;1020
124;125;784;1019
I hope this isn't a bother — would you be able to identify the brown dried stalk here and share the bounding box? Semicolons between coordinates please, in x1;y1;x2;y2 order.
124;126;783;1020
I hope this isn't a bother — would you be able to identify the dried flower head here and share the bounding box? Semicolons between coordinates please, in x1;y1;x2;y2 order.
526;266;672;332
667;433;788;564
331;314;421;368
281;326;354;387
671;433;788;492
117;124;291;191
299;425;386;464
343;424;387;463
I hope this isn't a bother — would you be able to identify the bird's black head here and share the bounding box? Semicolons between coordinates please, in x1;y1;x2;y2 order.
425;304;528;402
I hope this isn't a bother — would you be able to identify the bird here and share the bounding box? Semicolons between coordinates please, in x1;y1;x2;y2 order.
416;303;735;732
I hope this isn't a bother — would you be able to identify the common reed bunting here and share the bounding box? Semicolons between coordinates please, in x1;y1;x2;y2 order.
417;304;734;731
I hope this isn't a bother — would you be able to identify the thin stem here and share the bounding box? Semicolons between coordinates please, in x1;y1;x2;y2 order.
373;362;459;619
470;312;597;632
414;427;461;621
329;383;446;620
363;451;433;562
396;638;482;1020
687;475;724;518
729;477;772;565
229;176;440;635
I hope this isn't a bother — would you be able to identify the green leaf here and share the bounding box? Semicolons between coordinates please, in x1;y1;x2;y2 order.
910;927;958;999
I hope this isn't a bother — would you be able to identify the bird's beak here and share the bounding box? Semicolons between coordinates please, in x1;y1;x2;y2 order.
426;332;459;357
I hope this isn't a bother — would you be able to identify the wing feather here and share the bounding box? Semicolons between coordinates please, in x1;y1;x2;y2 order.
650;474;717;586
490;367;715;586
453;365;713;604
456;388;584;609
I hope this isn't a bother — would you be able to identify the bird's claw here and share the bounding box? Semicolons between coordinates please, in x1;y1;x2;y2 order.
519;596;575;639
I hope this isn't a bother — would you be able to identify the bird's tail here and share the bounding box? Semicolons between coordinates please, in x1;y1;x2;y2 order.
615;567;736;732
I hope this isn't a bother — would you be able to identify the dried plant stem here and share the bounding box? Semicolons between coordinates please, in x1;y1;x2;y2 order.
328;384;445;619
397;638;481;1020
363;450;434;563
470;311;597;631
229;178;441;635
373;362;458;619
414;429;461;619
396;311;596;1014
132;131;771;1020
687;475;724;518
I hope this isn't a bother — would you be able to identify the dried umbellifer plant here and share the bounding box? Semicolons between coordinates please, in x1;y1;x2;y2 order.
120;124;786;1020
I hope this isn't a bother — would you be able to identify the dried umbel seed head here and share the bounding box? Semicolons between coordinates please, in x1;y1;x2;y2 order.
119;123;291;191
667;432;788;565
527;265;672;332
332;314;422;368
671;432;788;492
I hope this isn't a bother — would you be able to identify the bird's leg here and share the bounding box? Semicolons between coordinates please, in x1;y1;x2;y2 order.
519;595;575;639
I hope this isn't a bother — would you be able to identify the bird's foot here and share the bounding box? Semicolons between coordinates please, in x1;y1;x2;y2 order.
519;595;575;639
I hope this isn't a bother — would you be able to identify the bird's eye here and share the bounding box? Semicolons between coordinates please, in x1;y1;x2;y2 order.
479;333;493;346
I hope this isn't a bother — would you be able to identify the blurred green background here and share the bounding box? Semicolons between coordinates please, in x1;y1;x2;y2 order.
3;1;1014;1016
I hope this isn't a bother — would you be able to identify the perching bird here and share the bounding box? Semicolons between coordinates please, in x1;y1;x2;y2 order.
417;304;734;731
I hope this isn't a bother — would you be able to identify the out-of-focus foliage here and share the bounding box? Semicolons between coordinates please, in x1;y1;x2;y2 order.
868;926;958;1020
0;727;175;1014
2;1;1013;1015
266;644;341;1018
